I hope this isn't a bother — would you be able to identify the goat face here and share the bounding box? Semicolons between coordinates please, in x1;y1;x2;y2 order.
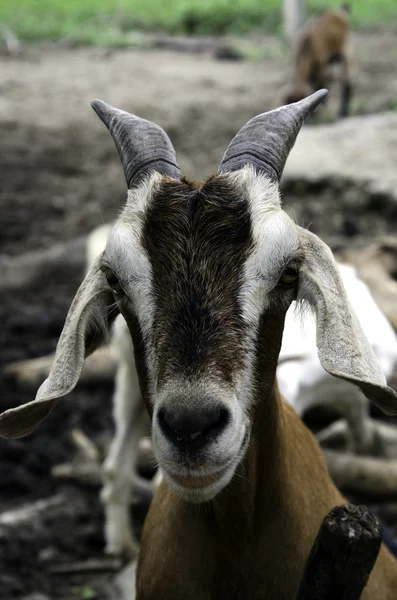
100;168;300;501
1;91;396;503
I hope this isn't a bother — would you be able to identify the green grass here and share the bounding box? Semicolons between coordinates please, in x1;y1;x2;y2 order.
0;0;396;46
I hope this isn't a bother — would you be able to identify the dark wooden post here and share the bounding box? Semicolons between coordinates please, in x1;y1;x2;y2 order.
295;504;382;600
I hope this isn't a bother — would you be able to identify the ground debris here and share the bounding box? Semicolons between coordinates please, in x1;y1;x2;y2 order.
49;557;123;574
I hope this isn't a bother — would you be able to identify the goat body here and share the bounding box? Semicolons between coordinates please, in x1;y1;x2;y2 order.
282;7;352;117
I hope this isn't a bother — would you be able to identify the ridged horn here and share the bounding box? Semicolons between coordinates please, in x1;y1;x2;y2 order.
91;99;180;188
218;89;328;182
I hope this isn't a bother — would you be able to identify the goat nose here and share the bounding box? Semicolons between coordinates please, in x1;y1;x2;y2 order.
158;406;229;448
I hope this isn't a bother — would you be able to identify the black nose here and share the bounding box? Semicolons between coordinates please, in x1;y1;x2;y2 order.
158;406;229;449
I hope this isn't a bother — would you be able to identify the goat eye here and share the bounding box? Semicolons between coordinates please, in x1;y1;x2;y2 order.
278;266;298;287
105;272;124;295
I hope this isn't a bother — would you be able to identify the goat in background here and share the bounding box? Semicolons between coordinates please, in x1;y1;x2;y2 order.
1;90;397;598
278;262;397;455
281;5;352;118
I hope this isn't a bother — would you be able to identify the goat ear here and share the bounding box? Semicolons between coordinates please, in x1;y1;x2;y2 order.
0;260;118;438
298;228;397;416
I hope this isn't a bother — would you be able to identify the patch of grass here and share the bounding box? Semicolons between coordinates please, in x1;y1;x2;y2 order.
351;97;397;117
385;98;397;112
77;587;97;600
0;0;396;46
351;98;370;116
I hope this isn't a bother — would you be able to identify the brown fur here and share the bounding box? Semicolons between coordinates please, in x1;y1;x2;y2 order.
141;177;252;387
136;309;397;599
137;390;397;599
282;8;352;117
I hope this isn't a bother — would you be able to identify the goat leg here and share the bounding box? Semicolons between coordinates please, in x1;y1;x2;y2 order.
338;53;352;118
101;358;149;558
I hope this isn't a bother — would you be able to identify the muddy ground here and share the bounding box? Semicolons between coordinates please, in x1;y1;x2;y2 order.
1;27;397;599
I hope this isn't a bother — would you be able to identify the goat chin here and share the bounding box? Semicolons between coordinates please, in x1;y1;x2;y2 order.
161;466;235;503
159;431;251;504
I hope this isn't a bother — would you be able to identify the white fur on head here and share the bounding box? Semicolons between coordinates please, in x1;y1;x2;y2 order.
233;166;300;408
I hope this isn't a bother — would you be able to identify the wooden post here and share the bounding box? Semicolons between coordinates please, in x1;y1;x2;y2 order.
283;0;305;42
295;504;382;600
324;450;397;498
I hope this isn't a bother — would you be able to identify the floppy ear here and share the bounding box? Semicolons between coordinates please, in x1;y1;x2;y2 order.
0;260;118;438
298;227;397;416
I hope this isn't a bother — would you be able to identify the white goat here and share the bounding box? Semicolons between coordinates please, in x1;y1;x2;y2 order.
278;263;397;453
1;91;397;598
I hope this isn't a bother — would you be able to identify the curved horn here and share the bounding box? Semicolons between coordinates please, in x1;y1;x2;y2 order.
218;89;328;182
91;99;180;188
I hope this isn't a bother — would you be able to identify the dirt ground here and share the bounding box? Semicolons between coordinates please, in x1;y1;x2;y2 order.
1;27;397;599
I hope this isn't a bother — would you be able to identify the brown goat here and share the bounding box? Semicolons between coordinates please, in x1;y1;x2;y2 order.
1;91;396;598
138;397;397;599
282;6;352;117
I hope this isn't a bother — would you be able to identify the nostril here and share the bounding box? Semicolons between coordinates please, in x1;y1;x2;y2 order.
211;408;229;435
158;406;229;447
160;407;220;435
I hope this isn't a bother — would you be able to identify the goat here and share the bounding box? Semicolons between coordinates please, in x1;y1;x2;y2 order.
1;90;397;598
89;225;397;557
281;6;352;118
278;263;397;454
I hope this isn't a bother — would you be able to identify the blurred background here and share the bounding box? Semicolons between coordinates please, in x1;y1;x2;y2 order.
0;1;397;598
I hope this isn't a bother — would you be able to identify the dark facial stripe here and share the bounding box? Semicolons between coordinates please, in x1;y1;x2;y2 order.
142;176;253;383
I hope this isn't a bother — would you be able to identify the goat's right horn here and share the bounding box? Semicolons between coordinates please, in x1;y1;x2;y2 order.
91;99;180;189
218;89;328;182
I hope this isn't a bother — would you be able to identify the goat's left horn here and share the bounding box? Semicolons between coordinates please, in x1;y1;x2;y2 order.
218;89;328;182
91;99;180;189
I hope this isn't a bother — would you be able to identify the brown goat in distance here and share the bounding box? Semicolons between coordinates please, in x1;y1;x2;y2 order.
282;6;352;118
